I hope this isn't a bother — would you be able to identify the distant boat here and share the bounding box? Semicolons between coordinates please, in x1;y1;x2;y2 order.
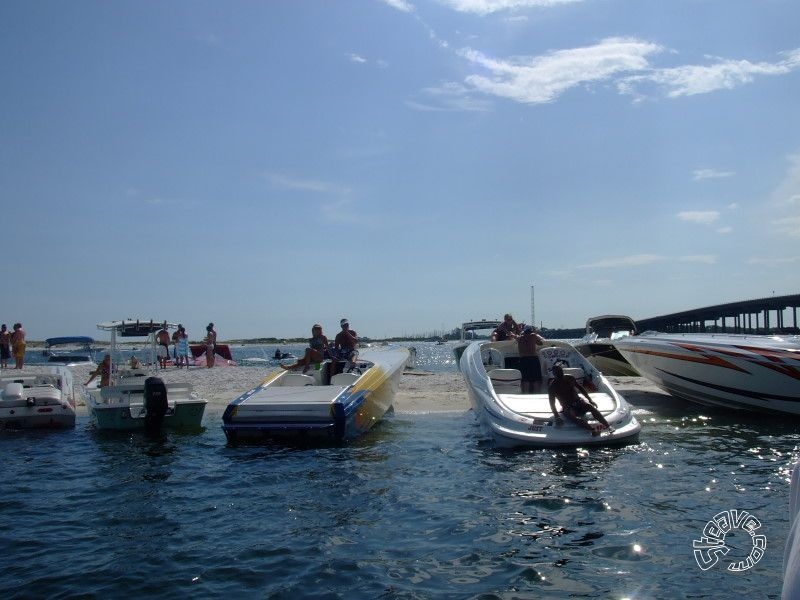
222;346;408;444
453;319;503;367
573;315;639;376
614;331;800;415
42;336;97;366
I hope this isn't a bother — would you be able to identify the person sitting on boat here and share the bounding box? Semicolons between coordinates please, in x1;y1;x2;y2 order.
548;364;611;436
281;324;329;373
517;325;545;393
129;355;141;369
491;314;521;342
334;318;359;373
86;354;112;387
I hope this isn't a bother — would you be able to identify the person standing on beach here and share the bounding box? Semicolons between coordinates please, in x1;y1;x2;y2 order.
548;364;611;436
157;322;171;369
491;314;521;341
205;323;217;368
334;318;359;373
0;324;10;369
281;324;329;373
10;323;26;369
176;325;189;368
517;325;545;393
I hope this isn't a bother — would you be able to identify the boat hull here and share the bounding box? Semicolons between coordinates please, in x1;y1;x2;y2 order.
222;347;408;443
85;382;207;431
575;342;640;376
614;332;800;415
461;340;641;448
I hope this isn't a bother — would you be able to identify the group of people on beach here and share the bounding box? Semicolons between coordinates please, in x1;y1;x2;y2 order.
0;323;26;369
491;313;612;437
281;318;359;374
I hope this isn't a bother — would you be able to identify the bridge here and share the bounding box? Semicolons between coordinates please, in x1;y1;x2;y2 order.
634;293;800;334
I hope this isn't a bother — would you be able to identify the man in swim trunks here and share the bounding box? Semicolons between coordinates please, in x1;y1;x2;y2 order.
157;322;171;369
548;364;611;436
517;325;545;393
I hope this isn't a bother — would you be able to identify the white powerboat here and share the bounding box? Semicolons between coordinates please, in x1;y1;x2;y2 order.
460;339;641;448
222;346;408;443
0;367;76;430
614;332;800;415
573;315;639;376
83;319;207;431
42;336;98;366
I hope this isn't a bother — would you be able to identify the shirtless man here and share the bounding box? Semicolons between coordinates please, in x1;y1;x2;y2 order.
517;325;545;393
157;323;171;369
548;364;611;436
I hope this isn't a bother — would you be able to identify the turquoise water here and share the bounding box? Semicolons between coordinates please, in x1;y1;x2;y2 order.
2;342;797;598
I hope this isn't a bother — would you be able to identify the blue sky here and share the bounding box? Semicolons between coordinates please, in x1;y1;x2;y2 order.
2;0;799;341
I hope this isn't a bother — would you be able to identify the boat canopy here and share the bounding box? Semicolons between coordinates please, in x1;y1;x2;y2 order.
45;336;95;347
96;319;178;337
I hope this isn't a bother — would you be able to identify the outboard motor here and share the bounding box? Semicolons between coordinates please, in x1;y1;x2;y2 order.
144;377;168;432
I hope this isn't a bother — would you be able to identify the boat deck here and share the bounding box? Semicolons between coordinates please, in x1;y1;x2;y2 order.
498;392;616;420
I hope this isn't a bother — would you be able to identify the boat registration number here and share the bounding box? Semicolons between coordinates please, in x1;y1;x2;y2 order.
527;424;543;432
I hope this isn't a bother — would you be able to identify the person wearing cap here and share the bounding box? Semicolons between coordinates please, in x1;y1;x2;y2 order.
281;324;329;373
517;325;545;393
334;318;359;374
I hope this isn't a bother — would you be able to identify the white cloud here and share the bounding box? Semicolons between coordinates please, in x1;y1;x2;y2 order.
677;210;720;224
772;216;800;237
619;51;800;99
748;256;800;266
441;0;581;15
693;168;735;180
267;173;351;196
579;254;665;269
460;37;662;104
381;0;414;12
408;81;494;111
716;226;733;234
347;53;367;64
680;255;718;264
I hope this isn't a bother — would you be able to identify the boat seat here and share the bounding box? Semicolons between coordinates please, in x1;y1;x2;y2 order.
331;372;359;386
488;368;522;394
282;373;316;387
562;367;585;381
2;382;24;400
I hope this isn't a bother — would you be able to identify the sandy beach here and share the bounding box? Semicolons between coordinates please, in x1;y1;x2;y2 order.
11;363;673;420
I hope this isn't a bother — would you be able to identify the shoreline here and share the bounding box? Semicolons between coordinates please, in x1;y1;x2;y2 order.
5;364;672;420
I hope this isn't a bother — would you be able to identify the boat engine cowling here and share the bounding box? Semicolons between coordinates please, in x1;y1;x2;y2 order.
144;377;168;432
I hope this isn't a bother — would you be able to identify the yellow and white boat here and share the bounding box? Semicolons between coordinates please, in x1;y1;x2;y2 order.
222;346;408;444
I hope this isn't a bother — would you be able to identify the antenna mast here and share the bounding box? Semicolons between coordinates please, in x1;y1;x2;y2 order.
530;285;535;327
